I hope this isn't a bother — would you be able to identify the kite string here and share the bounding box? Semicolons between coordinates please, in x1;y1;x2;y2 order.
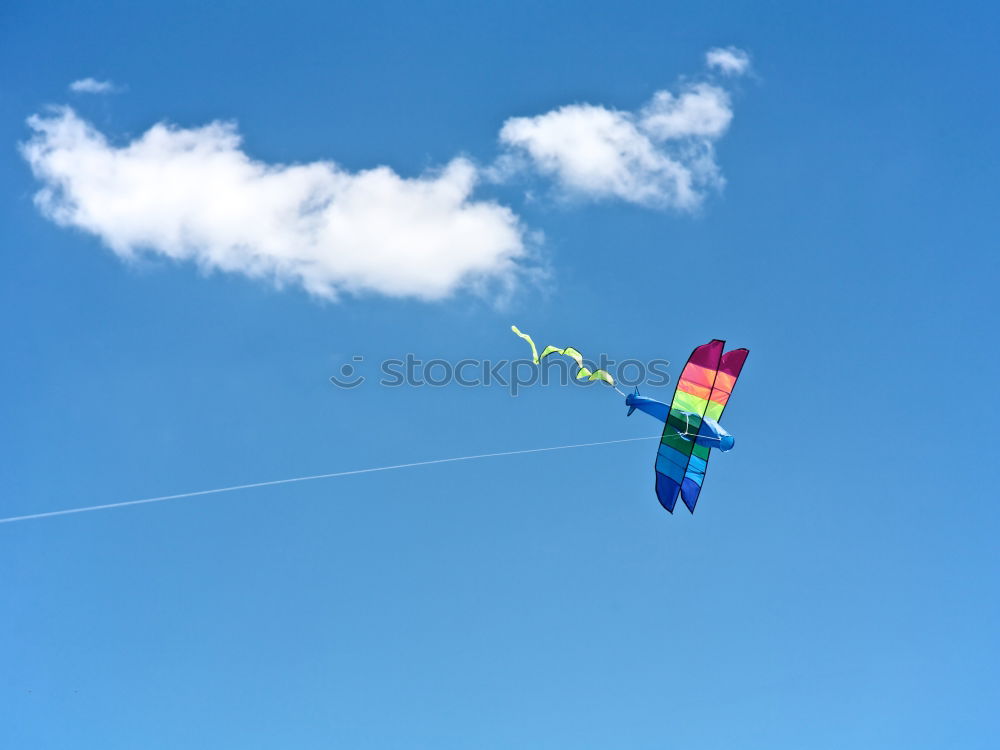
0;435;662;525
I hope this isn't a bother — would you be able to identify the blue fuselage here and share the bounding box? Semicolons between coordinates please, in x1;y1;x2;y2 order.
625;393;735;451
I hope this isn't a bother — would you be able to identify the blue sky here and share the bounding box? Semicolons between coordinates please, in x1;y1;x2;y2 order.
2;1;998;748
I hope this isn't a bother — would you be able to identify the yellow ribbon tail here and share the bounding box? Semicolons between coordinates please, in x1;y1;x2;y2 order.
511;325;540;364
588;369;616;386
512;326;617;387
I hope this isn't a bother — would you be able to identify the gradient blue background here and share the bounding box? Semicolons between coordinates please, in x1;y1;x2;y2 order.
2;2;998;747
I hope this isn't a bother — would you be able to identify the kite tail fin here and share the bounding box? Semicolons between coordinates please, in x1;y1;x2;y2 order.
626;386;639;416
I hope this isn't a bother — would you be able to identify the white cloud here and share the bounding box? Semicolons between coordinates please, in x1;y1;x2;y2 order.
639;84;732;139
498;82;734;210
21;108;528;301
26;49;749;301
69;78;121;94
705;47;751;76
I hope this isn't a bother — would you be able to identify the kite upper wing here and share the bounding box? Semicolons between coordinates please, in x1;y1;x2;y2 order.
704;348;749;422
655;340;724;513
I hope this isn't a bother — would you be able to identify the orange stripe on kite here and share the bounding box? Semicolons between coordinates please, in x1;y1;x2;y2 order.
709;390;731;407
678;363;717;388
712;371;737;394
677;379;712;401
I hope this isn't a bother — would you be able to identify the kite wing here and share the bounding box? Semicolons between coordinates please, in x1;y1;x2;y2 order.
655;340;724;513
676;347;749;512
704;348;749;422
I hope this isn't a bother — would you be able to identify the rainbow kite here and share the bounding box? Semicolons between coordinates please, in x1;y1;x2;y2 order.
511;327;748;514
626;339;749;513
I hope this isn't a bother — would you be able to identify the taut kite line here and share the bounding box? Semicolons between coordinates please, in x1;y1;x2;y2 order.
0;436;659;525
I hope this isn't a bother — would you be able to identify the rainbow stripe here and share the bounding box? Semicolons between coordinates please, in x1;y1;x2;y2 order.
655;341;748;513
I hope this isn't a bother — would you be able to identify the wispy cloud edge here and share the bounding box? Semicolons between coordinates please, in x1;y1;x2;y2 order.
705;47;751;76
69;77;121;94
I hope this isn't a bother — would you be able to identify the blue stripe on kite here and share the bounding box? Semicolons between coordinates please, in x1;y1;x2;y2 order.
656;473;680;513
655;451;687;481
685;454;707;482
656;443;688;466
681;477;702;513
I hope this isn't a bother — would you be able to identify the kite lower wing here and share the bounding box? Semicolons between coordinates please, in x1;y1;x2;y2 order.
655;340;725;513
678;441;712;513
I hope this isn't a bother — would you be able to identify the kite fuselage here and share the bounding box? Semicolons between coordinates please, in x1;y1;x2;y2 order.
625;393;735;451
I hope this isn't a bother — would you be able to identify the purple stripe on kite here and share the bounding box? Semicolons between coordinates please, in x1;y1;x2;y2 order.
719;348;749;378
686;339;726;369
